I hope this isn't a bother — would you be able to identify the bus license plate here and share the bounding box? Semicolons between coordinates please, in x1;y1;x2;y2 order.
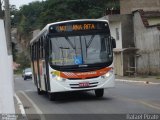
79;82;89;87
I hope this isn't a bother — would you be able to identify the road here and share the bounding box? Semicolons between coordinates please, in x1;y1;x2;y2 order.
14;75;160;120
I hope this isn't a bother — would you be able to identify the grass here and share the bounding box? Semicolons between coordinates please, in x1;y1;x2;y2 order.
14;69;22;75
139;75;149;78
156;76;160;79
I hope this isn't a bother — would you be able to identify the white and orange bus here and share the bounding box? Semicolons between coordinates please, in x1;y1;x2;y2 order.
30;19;116;100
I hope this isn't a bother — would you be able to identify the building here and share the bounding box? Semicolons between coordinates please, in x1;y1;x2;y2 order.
120;0;160;14
101;15;137;76
133;10;160;75
102;1;160;76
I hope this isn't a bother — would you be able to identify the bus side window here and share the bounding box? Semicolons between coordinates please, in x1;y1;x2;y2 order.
37;42;39;60
42;36;46;58
38;40;40;60
35;42;38;60
40;38;42;59
35;43;37;60
30;45;31;60
33;44;36;60
41;37;44;59
31;45;34;60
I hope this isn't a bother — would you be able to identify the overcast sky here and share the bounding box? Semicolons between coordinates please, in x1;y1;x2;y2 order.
10;0;43;8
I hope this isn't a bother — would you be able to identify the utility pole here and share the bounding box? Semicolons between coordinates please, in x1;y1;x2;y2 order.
0;0;3;18
4;0;12;55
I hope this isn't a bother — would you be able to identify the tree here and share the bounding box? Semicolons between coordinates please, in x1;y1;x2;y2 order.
11;0;120;69
15;0;120;30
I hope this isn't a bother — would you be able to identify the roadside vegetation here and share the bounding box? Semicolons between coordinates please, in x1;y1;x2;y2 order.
11;0;120;72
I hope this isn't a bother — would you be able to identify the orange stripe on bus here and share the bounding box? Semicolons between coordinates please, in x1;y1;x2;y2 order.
60;67;112;79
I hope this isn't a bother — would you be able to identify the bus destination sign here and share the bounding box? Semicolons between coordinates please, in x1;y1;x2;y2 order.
49;22;108;33
57;24;95;32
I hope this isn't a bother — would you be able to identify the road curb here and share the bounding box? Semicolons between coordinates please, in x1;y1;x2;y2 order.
115;79;160;85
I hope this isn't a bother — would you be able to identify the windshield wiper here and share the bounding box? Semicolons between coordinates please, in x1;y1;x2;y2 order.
86;35;95;48
65;37;75;49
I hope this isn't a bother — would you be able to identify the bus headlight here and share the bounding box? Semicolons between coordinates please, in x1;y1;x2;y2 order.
55;76;66;81
101;70;113;79
105;72;110;77
56;76;61;81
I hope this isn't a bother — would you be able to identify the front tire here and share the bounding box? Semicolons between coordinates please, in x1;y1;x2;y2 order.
95;89;104;98
37;87;43;95
24;76;27;80
48;93;57;101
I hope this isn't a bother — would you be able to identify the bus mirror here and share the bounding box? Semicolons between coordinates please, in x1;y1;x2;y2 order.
111;37;116;48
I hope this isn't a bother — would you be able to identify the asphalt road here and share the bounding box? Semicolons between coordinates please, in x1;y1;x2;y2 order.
14;75;160;120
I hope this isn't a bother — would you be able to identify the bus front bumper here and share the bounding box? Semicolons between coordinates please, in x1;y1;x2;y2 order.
49;74;115;93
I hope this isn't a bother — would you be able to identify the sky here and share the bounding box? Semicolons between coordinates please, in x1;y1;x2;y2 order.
10;0;43;8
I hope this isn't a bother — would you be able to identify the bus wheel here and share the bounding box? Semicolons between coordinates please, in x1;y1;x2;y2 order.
48;93;56;101
37;87;43;95
24;77;27;80
95;89;104;97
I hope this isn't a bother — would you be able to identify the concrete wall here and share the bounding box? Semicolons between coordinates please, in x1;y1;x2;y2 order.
120;0;160;14
109;21;122;49
0;19;15;114
133;12;160;75
106;15;135;76
121;15;134;48
107;15;134;48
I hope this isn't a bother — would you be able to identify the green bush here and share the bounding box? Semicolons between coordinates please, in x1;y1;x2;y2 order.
14;51;31;73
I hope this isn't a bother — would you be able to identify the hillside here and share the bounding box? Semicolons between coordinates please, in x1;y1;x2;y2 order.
11;0;120;70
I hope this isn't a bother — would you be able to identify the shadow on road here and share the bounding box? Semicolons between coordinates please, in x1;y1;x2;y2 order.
36;91;113;103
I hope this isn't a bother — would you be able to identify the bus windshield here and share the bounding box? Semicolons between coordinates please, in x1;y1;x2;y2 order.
49;33;113;67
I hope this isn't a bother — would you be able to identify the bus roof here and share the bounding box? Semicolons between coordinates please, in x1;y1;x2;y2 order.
30;19;108;44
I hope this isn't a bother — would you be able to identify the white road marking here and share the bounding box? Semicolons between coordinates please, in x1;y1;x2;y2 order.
114;95;160;111
19;91;46;120
139;101;160;110
24;89;35;92
14;94;27;118
116;79;160;85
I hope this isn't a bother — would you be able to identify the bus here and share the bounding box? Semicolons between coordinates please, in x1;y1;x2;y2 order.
30;19;116;101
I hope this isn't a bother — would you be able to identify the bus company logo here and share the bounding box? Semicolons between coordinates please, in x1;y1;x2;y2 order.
76;72;96;76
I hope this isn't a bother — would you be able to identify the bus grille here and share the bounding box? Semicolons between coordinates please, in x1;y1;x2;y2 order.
68;76;99;80
70;82;98;89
